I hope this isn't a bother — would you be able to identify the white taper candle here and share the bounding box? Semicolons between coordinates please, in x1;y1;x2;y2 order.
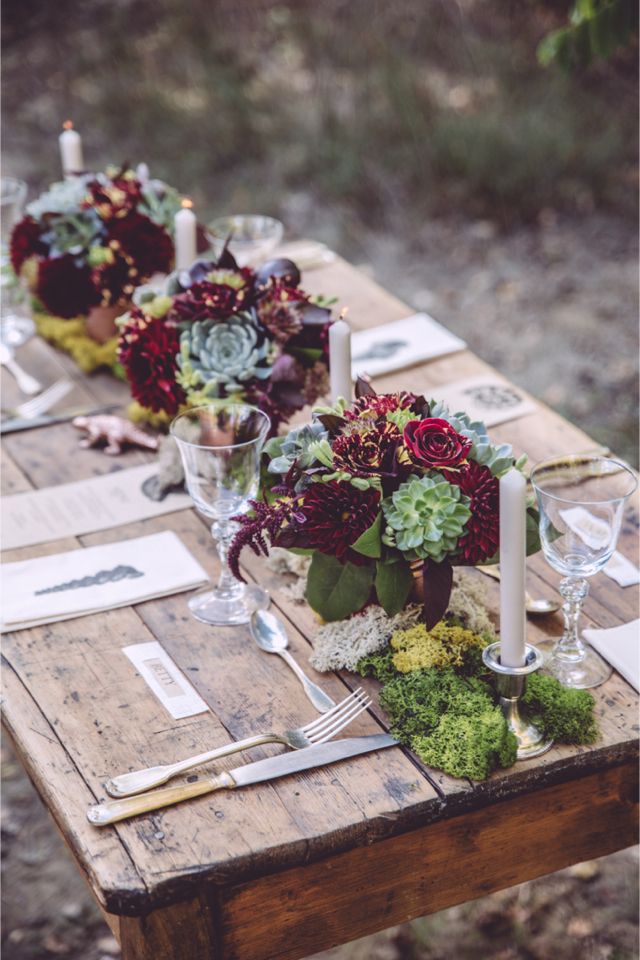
329;317;352;403
499;468;527;668
59;121;84;177
174;198;197;271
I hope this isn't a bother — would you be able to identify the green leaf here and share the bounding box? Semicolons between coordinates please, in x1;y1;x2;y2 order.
288;346;323;365
526;506;543;556
352;512;382;558
374;559;413;616
288;547;315;556
305;553;375;622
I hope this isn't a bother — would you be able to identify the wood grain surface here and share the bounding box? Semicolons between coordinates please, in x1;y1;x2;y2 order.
2;254;638;960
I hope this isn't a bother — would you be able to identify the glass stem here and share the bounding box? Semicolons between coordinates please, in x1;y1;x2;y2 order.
556;576;589;662
212;521;243;599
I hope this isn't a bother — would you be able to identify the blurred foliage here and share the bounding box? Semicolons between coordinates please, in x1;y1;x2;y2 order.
539;0;639;69
1;0;637;226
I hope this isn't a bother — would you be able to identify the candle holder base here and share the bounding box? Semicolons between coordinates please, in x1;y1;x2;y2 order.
482;642;553;761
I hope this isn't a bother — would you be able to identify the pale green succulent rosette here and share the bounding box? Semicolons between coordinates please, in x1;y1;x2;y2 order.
382;474;472;563
176;316;272;397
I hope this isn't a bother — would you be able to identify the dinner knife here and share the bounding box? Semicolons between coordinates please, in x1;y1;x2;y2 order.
0;404;119;434
87;733;398;826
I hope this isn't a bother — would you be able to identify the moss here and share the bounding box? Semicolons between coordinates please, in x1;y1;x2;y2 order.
379;668;496;741
357;649;397;685
521;673;598;744
389;620;489;673
412;709;518;780
34;312;118;373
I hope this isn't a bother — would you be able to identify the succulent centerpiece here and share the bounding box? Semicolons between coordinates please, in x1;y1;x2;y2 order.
117;248;334;432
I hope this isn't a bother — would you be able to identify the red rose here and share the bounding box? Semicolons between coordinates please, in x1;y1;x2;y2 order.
403;418;472;470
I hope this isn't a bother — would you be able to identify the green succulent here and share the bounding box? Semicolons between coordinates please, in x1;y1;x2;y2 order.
382;474;471;562
176;316;272;396
428;400;516;477
266;420;330;475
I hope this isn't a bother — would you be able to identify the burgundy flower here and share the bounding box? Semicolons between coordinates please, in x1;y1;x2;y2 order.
294;480;380;562
446;460;499;564
256;281;307;343
332;421;403;478
403;418;472;470
37;255;99;318
10;217;47;273
84;175;142;220
118;309;185;414
344;391;416;422
169;270;254;324
107;212;174;280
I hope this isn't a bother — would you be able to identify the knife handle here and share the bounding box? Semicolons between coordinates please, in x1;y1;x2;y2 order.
87;771;235;826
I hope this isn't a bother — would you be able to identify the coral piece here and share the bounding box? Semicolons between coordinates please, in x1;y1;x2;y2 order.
72;414;159;456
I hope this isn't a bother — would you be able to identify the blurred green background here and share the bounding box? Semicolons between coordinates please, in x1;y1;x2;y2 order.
3;0;638;466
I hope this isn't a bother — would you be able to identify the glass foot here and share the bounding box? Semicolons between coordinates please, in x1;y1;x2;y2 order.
537;638;612;689
188;583;270;626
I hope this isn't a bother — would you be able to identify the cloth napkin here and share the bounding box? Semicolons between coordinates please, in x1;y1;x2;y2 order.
1;530;208;632
583;620;640;691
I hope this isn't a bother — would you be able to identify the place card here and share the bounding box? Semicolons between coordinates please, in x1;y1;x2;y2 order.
123;640;209;720
0;531;208;632
351;313;466;381
432;375;537;428
602;552;640;588
583;620;640;691
1;463;191;551
559;507;640;587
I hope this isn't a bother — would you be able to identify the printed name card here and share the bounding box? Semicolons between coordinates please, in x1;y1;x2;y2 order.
1;530;208;632
433;375;537;429
123;641;209;719
1;463;191;551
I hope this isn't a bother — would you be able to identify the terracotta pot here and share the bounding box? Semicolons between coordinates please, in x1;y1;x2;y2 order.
85;304;124;343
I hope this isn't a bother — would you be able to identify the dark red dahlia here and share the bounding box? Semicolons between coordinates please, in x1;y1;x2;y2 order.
107;212;174;280
344;391;416;422
332;421;403;478
256;282;307;343
118;309;186;415
83;175;142;220
10;217;48;273
446;460;499;564
294;480;380;562
37;255;99;318
169;270;254;324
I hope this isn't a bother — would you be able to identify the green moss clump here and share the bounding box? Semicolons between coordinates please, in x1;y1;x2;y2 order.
357;649;397;684
413;708;518;780
379;668;495;742
521;673;598;744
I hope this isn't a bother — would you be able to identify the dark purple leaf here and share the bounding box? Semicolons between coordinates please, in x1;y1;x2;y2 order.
255;258;301;288
422;557;453;629
316;413;347;435
355;375;377;399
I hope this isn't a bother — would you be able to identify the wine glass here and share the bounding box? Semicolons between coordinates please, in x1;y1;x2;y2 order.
207;215;283;267
1;177;35;348
531;454;638;688
171;403;271;625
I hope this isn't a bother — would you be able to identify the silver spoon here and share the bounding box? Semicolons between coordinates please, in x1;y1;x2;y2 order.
478;566;561;616
251;609;337;713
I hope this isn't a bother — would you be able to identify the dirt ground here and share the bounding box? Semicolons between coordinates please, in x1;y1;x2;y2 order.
1;212;638;959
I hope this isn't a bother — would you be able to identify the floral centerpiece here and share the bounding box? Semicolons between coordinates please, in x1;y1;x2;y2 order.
117;249;333;432
230;382;542;627
10;164;182;350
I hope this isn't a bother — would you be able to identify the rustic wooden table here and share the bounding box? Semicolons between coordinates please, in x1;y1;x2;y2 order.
2;256;638;960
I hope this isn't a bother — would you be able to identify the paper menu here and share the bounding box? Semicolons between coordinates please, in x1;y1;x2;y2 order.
351;313;466;381
432;375;538;429
1;463;191;551
1;530;208;632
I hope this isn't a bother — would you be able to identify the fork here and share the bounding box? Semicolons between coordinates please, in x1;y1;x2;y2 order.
2;378;73;420
105;687;371;798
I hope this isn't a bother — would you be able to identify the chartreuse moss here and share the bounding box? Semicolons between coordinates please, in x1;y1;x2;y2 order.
34;312;119;374
356;620;598;781
389;621;489;672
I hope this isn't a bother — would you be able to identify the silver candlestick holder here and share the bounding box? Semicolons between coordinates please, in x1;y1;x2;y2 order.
482;642;553;760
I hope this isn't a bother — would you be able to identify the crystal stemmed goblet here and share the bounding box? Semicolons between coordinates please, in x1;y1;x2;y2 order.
171;403;271;625
530;454;638;688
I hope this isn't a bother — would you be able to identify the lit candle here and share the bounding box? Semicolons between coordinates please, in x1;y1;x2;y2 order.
59;121;84;177
499;468;527;668
329;313;352;403
174;198;197;271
